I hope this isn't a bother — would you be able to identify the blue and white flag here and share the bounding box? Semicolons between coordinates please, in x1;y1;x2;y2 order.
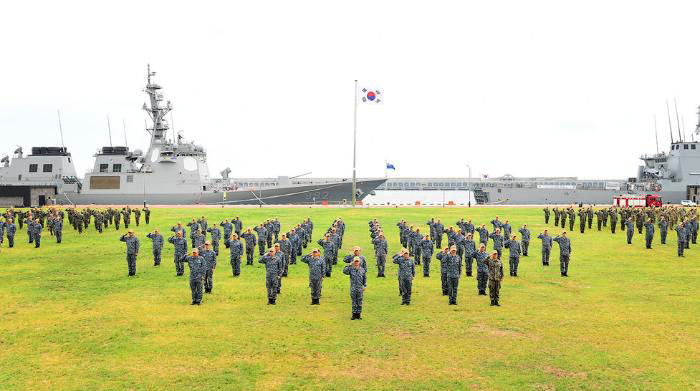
386;162;396;170
358;86;383;104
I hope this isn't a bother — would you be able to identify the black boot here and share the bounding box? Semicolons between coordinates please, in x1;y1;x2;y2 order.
466;272;472;277
490;299;495;306
268;298;272;305
495;300;500;306
271;298;276;305
478;290;486;295
351;313;357;320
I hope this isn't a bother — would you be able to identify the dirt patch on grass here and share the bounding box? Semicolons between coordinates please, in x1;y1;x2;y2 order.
543;366;588;379
533;384;556;391
470;324;540;340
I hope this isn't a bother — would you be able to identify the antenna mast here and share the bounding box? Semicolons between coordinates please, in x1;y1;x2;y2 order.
666;100;675;144
654;115;659;153
107;115;113;147
123;118;128;147
674;99;683;142
170;112;176;142
56;110;65;149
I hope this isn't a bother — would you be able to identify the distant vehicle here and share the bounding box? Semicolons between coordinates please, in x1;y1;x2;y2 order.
613;194;663;208
680;200;697;207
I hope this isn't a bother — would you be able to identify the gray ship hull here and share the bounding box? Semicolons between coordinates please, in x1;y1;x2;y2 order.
55;179;386;206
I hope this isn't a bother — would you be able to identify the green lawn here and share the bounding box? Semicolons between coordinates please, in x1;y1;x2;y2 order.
0;207;698;390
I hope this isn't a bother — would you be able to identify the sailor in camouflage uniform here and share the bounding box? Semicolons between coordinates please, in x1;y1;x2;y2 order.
518;224;530;257
436;247;450;295
537;229;553;266
254;224;267;255
259;248;284;305
207;224;221;255
675;222;686;257
476;224;489;247
658;217;669;244
202;241;217;293
318;233;337;277
220;219;233;248
625;218;635;244
393;249;415;305
474;244;489;296
168;230;189;276
146;228;164;266
372;232;388;277
241;228;257;265
489;228;504;259
180;248;206;305
419;234;434;277
504;234;521;277
120;229;140;276
445;246;462;305
464;233;476;277
229;233;244;276
644;219;655;249
53;216;63;244
553;231;572;277
343;256;367;320
301;249;326;305
31;218;42;248
5;219;15;248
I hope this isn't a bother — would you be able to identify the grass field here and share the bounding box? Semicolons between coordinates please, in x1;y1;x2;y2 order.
0;207;698;390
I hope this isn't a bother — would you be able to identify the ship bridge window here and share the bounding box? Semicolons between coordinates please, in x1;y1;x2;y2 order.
29;164;38;173
43;164;52;173
684;144;689;150
99;164;109;173
127;175;134;183
113;164;122;173
692;144;697;150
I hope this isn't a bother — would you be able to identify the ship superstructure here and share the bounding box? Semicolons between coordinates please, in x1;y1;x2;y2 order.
0;66;385;207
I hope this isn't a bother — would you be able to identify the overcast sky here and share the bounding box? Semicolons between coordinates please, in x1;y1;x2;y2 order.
2;1;700;180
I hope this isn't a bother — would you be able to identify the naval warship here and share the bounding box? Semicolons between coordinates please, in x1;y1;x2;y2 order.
0;67;386;207
375;123;700;205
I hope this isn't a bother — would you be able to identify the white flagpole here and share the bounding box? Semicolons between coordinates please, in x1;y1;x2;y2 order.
352;80;358;208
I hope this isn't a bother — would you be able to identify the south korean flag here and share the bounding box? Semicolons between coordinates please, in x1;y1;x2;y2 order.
358;86;383;104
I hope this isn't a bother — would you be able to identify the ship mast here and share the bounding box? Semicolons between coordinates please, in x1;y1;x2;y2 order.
142;64;172;150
